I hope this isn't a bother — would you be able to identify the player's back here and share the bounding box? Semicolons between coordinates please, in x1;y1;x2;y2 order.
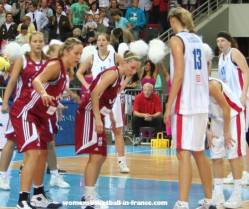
209;77;243;121
90;66;121;112
170;32;209;115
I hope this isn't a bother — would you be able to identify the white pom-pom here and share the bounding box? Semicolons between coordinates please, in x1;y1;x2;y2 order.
21;43;31;54
202;43;213;62
80;45;96;63
148;39;167;64
42;45;49;55
129;40;148;58
118;43;129;57
49;39;63;46
2;42;23;62
108;44;115;53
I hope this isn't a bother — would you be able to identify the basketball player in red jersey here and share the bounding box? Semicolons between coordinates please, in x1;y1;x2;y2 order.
75;51;140;209
76;33;130;173
0;32;47;192
9;38;83;209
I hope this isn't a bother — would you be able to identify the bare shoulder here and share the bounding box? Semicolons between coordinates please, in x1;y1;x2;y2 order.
170;36;182;44
231;47;243;58
103;69;118;78
14;56;24;66
231;47;240;54
231;47;246;63
46;60;61;70
169;36;184;49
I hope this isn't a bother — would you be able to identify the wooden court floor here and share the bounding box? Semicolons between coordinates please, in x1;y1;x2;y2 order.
7;151;249;209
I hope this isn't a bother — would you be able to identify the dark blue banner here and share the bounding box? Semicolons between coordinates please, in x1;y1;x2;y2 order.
55;100;78;145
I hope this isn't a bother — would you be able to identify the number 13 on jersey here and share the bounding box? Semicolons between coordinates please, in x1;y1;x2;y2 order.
193;48;202;84
193;48;202;70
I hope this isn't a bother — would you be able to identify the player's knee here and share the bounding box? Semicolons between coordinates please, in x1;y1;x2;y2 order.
90;154;106;165
192;150;204;159
47;141;55;150
25;150;40;161
5;140;15;150
113;127;123;137
212;158;223;165
176;150;191;161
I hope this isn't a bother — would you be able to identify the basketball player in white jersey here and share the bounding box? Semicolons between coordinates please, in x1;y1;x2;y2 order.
76;33;130;173
207;78;245;208
164;7;215;209
217;32;249;185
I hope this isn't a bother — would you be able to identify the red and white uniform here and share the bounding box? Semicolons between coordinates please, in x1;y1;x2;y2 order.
75;66;121;156
170;32;209;151
5;55;47;139
9;59;67;152
217;49;249;130
90;49;124;129
209;78;246;159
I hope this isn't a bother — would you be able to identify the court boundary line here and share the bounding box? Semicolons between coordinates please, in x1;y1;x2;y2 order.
11;146;153;162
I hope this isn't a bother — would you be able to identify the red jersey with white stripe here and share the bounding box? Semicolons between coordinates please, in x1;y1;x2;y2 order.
10;59;67;119
75;66;121;155
89;66;121;114
14;55;47;101
4;55;47;140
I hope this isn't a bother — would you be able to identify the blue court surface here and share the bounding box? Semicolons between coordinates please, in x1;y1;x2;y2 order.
0;145;249;209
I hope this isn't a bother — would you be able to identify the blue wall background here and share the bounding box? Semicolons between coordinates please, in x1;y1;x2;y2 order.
55;100;78;145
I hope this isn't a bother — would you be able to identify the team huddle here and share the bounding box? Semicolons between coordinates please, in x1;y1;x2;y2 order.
0;6;248;209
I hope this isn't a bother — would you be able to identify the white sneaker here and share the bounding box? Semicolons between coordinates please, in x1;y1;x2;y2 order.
223;192;242;208
198;199;205;206
213;193;225;205
199;197;223;206
196;199;217;209
223;172;233;184
118;162;130;173
16;201;35;209
0;174;10;190
241;171;249;185
31;193;62;208
196;205;217;209
173;201;189;209
50;174;70;188
81;196;108;209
